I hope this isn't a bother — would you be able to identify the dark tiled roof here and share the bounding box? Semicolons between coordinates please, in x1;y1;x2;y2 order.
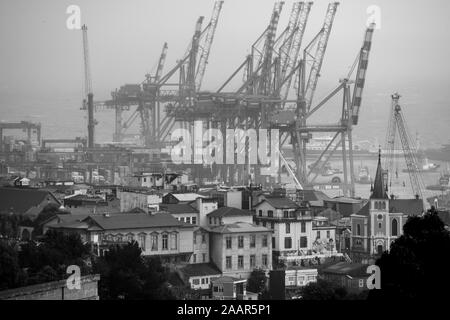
317;208;342;221
0;187;60;215
389;199;423;216
207;207;252;218
160;203;198;214
180;263;221;278
85;212;192;230
256;197;299;209
322;262;368;277
353;199;424;217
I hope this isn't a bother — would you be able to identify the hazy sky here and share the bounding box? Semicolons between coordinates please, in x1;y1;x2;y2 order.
0;0;449;146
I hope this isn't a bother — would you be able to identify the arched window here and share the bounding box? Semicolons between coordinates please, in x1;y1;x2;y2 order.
382;201;386;210
392;218;398;236
357;224;361;236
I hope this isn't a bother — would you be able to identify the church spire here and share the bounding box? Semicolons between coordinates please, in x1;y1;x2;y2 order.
371;147;388;199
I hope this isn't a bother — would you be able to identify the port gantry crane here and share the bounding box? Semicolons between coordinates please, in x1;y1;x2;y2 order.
384;93;426;202
272;17;376;197
103;1;224;148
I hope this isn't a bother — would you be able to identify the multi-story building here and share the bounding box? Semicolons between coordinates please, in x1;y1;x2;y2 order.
253;197;314;262
48;212;196;264
350;153;423;262
207;207;272;279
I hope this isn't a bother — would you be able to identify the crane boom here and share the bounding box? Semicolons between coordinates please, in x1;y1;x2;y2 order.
279;1;312;100
350;23;375;125
257;1;284;94
279;148;303;190
81;24;95;149
386;93;425;200
303;2;338;112
155;42;168;82
195;1;224;91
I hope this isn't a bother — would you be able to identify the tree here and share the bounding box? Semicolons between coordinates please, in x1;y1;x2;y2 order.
369;209;450;300
247;269;267;294
300;279;348;300
0;241;22;290
93;241;174;300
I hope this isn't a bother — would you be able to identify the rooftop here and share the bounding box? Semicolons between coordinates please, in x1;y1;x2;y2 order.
207;207;252;218
179;263;221;278
207;222;271;234
0;187;60;216
255;197;299;209
160;203;198;214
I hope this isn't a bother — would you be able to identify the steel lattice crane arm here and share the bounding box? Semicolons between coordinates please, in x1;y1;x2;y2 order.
258;1;284;94
278;2;302;83
350;23;375;125
195;1;224;91
387;93;425;200
155;42;168;82
279;1;312;100
303;2;338;112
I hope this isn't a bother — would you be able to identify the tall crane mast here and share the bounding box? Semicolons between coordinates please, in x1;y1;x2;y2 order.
385;93;425;201
155;42;168;82
302;2;338;112
195;0;224;91
81;24;95;150
187;16;204;96
279;1;312;101
350;23;375;125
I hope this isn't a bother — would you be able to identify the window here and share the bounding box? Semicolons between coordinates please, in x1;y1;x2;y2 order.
186;217;191;224
139;234;147;251
377;214;383;220
127;234;134;242
327;230;330;239
170;233;177;250
316;231;321;239
300;236;307;248
193;254;197;263
271;222;274;229
202;253;206;262
272;237;276;249
226;256;232;269
259;210;262;217
238;236;244;248
301;222;306;233
283;211;289;218
201;278;205;285
238;256;244;269
392;218;398;236
116;234;123;242
202;234;206;243
192;217;197;225
382;202;386;210
268;210;273;217
209;217;213;225
357;224;361;236
262;254;268;267
250;235;256;248
214;217;217;225
284;237;292;249
162;234;169;250
193;279;200;285
250;255;256;268
263;221;267;227
378;222;382;229
226;236;232;249
285;223;290;234
262;235;268;247
150;234;158;251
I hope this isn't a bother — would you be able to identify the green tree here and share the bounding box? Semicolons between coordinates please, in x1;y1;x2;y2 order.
370;209;450;300
247;269;267;294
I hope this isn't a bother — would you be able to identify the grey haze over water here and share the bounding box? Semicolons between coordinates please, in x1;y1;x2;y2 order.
0;0;449;148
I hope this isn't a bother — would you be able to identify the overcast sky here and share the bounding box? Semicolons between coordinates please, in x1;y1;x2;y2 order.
0;0;449;146
1;0;449;98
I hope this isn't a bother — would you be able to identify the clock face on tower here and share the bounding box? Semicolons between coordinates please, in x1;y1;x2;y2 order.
377;214;383;220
